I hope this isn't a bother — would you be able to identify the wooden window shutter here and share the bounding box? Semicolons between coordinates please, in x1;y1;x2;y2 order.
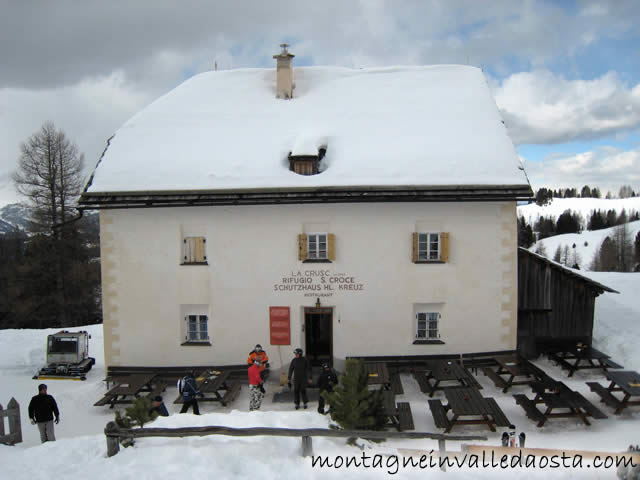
328;234;336;261
195;237;206;262
184;237;194;263
298;234;307;261
440;232;449;263
412;232;419;263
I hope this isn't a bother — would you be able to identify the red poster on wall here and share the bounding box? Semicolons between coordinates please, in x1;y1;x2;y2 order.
269;306;291;345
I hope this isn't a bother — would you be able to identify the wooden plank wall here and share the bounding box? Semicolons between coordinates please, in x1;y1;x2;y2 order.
517;251;599;358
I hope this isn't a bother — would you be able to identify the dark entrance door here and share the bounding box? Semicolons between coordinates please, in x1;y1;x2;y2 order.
304;307;332;366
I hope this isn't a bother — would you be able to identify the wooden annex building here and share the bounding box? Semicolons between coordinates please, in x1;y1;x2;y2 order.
517;248;618;358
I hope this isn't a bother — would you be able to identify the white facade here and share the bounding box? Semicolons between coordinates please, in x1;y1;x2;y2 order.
100;201;518;370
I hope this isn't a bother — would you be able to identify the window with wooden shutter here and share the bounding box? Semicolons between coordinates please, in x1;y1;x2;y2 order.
412;232;449;263
182;236;207;264
299;232;334;262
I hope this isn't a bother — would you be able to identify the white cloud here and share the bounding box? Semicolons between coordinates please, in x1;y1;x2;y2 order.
0;72;156;204
524;146;640;193
494;70;640;144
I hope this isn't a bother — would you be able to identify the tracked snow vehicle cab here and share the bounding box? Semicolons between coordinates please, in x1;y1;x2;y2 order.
33;330;95;380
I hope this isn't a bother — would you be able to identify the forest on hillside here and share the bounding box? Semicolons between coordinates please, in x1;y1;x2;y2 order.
518;185;640;272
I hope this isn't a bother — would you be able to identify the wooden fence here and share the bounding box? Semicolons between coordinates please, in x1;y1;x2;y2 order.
104;421;486;471
0;398;22;445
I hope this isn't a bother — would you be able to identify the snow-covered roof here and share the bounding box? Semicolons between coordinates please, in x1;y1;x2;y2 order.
83;65;530;200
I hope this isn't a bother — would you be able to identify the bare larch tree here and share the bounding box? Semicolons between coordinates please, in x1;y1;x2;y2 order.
13;121;85;231
12;121;86;326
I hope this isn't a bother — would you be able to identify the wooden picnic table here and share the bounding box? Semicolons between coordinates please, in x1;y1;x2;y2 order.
94;373;164;408
483;355;547;393
381;390;414;431
414;360;481;397
428;387;512;433
365;362;391;390
173;370;241;407
514;379;607;427
548;344;623;377
587;370;640;414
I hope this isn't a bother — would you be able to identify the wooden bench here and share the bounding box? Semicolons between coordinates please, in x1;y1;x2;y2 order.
601;358;624;370
484;398;513;428
428;399;451;430
587;382;624;411
397;402;414;431
221;382;242;406
412;372;433;394
548;353;575;373
389;369;404;395
571;390;608;419
382;391;397;415
513;394;546;427
482;367;509;391
94;395;116;407
145;382;167;400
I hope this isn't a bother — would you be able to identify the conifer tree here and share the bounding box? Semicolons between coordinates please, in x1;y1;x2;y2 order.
115;396;158;428
323;359;385;431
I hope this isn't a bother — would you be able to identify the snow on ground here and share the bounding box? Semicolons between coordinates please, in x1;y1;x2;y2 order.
517;197;640;270
2;273;640;479
528;220;640;270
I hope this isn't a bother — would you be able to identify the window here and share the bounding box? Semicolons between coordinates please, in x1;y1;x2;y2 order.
308;233;327;259
412;232;449;263
418;233;439;260
182;236;207;264
298;233;335;262
415;312;440;341
185;315;209;343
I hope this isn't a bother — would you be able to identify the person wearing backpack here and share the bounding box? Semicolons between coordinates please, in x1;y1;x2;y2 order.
179;371;202;415
317;363;338;414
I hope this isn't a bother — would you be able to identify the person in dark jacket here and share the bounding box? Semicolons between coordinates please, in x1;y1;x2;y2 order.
28;384;59;443
288;348;312;409
179;371;202;415
317;363;338;414
149;395;169;417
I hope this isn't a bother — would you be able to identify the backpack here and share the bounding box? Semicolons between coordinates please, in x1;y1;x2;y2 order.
177;376;187;395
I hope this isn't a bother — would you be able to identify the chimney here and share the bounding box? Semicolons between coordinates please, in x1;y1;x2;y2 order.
273;43;295;99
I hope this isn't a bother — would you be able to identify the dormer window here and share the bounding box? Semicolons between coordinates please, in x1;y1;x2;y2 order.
288;146;326;176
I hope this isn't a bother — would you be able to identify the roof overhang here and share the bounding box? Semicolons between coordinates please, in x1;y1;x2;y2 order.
79;184;533;210
518;247;619;295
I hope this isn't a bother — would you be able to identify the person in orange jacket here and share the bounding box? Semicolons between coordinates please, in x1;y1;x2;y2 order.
247;344;269;379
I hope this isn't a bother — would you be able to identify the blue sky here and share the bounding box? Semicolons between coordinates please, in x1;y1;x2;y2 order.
0;0;638;204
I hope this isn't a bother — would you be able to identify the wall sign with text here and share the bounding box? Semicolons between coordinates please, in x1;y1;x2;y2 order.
269;306;291;345
273;269;365;297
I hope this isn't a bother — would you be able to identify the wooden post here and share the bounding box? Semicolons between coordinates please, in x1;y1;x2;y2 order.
438;438;446;472
301;435;313;457
7;398;21;445
105;421;121;457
